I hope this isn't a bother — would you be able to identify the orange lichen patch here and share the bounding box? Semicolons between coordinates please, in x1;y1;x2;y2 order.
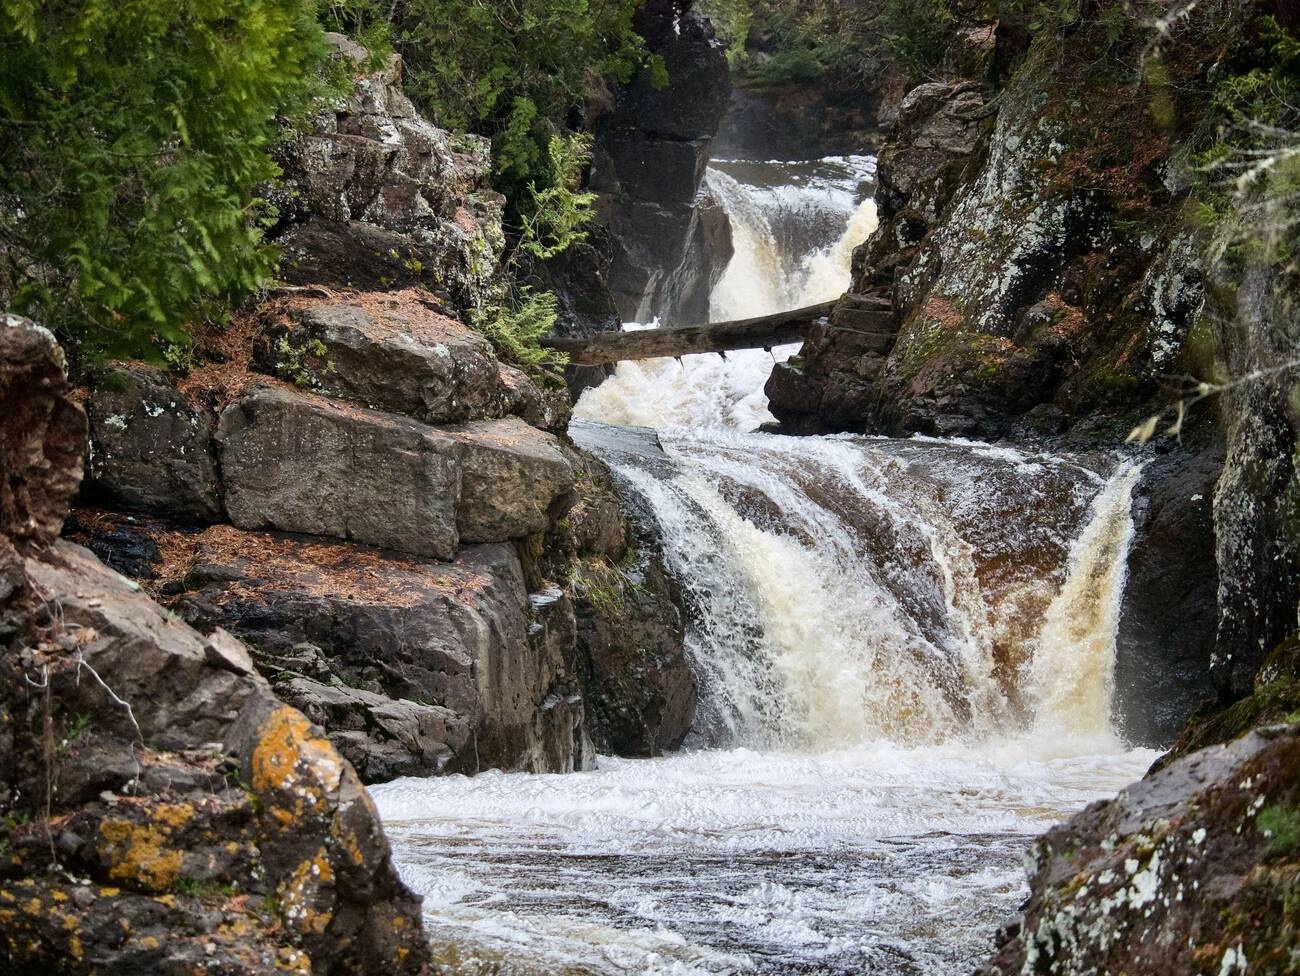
97;803;195;892
251;705;343;803
277;849;336;938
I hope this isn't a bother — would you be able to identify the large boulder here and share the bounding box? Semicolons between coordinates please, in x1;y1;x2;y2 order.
1;541;429;974
271;34;504;316
173;526;594;779
445;416;576;543
251;294;502;423
217;383;463;559
978;725;1300;976
0;314;86;549
85;362;222;522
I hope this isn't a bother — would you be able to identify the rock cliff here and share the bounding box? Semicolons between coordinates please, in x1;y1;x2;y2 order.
67;41;692;786
0;315;431;974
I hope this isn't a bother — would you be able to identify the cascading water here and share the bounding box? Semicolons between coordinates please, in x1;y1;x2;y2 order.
373;153;1157;975
579;156;879;432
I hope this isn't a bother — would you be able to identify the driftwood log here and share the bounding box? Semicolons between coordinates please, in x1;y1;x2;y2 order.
540;300;847;365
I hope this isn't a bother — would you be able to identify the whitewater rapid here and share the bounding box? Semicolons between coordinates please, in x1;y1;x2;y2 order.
373;152;1158;975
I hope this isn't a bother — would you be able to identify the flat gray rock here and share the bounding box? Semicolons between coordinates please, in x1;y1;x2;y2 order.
217;383;461;559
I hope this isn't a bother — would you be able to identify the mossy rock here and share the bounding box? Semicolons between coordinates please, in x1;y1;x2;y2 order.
1160;635;1300;768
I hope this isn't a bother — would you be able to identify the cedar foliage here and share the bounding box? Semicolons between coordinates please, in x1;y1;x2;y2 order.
0;0;335;359
327;0;651;209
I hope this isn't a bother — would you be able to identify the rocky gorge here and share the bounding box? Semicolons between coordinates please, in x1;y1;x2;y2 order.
2;0;1300;973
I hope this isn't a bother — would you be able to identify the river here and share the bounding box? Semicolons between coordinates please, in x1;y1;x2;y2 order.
371;154;1159;975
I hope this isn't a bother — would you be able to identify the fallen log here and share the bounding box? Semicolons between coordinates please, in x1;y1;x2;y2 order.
540;299;843;365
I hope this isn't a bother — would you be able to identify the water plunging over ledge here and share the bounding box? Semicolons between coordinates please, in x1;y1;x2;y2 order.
373;154;1157;974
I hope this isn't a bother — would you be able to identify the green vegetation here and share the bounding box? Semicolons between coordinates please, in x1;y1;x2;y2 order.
520;134;600;262
0;0;340;360
328;0;652;209
1257;804;1300;857
1190;15;1300;267
473;289;568;373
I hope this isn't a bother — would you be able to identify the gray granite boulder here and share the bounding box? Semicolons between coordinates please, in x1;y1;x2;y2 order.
217;384;462;559
252;298;503;423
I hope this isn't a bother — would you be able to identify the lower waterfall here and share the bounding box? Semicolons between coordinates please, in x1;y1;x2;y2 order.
372;153;1157;975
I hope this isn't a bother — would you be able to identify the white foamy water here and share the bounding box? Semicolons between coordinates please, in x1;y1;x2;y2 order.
377;151;1157;975
375;743;1155;975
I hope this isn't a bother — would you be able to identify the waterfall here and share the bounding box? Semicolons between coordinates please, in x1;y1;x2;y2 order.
580;425;1139;752
577;156;879;432
374;146;1159;976
1031;463;1144;740
576;151;1143;754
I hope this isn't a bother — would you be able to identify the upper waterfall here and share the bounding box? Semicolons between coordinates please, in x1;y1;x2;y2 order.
576;155;879;432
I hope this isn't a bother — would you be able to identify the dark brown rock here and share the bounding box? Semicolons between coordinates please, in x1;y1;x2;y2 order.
85;361;222;522
173;526;594;780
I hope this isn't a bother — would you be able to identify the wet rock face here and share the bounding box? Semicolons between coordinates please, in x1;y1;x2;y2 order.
573;550;694;755
564;423;695;754
0;314;86;549
271;34;504;314
85;362;222;523
1113;433;1223;747
1213;376;1300;702
979;725;1300;976
172;527;594;780
592;11;731;322
771;11;1221;439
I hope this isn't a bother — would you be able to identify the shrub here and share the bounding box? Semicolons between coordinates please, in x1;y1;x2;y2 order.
0;0;337;360
474;289;568;373
333;0;650;217
520;134;600;262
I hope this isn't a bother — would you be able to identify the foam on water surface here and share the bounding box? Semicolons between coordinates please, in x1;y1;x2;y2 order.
374;744;1155;974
